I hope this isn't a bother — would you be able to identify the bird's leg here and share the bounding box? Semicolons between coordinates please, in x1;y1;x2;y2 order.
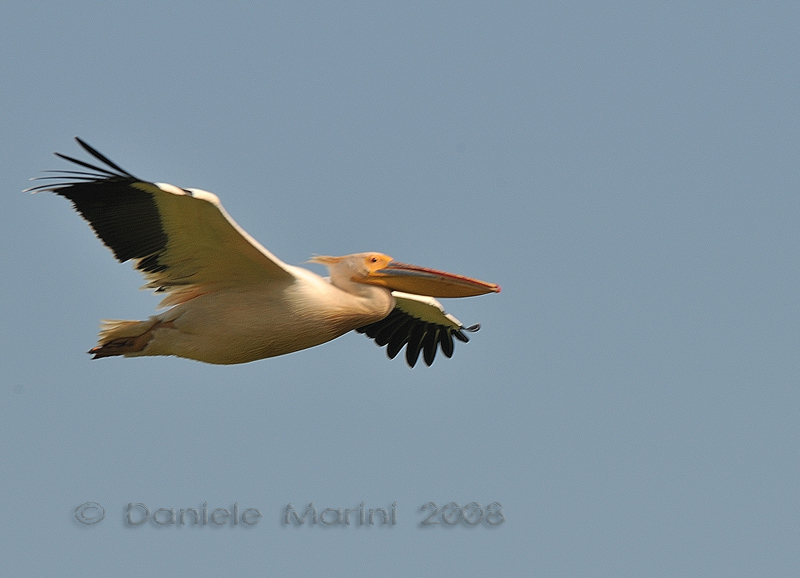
89;320;175;359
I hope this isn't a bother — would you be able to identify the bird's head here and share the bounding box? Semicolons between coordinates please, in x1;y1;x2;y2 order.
310;252;500;298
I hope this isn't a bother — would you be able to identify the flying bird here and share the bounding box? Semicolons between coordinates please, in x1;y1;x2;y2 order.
29;138;500;366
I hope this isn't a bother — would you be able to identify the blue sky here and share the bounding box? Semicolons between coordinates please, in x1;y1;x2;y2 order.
1;2;798;576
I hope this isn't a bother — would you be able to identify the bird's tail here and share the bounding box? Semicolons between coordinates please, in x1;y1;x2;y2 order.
89;318;170;359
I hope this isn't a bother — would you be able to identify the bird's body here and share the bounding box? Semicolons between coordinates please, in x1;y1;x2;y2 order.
112;261;394;364
30;139;500;366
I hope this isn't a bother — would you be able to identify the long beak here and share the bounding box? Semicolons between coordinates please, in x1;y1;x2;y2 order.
364;260;501;298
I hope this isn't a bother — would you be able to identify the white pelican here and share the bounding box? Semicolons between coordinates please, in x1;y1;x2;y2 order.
30;138;500;367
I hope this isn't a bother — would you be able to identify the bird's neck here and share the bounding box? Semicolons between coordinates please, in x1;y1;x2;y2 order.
331;279;395;320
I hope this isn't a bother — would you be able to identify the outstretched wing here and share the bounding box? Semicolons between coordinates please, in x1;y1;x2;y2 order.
29;138;295;307
355;291;480;367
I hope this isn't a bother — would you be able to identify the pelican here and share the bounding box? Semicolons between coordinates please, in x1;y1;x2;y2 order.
29;138;500;367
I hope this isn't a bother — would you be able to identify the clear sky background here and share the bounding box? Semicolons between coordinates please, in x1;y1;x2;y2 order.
1;2;798;576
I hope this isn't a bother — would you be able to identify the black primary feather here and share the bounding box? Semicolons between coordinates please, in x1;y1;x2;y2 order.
28;138;170;274
356;308;479;367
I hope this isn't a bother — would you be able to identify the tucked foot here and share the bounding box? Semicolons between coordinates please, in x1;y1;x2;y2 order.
89;319;174;359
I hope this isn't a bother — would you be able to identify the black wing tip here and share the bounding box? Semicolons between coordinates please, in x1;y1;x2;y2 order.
31;140;169;267
27;138;138;193
357;311;480;368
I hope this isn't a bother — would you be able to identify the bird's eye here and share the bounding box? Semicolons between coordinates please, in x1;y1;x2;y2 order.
370;256;378;263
